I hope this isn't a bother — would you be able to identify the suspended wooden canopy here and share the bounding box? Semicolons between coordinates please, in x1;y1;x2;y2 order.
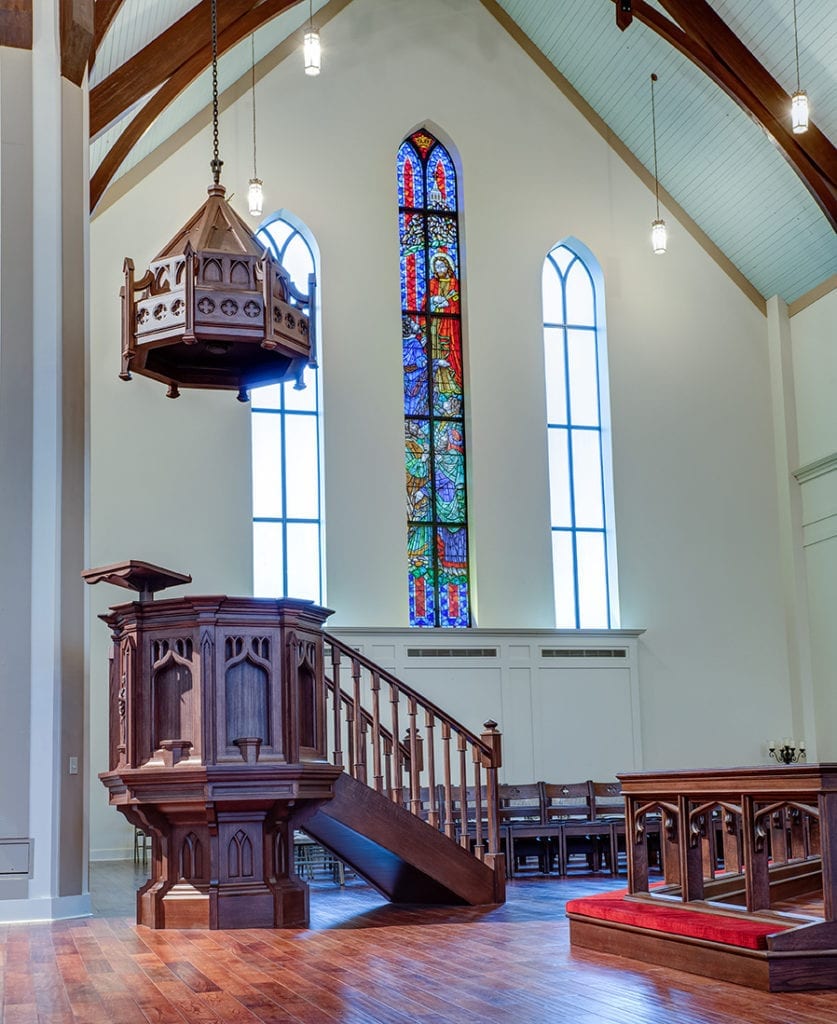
120;183;315;400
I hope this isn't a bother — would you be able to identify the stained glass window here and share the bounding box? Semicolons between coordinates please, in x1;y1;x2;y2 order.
398;129;470;627
543;241;618;628
251;214;323;604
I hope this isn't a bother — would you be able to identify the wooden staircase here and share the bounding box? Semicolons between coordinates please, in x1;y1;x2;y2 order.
296;632;506;907
294;774;503;904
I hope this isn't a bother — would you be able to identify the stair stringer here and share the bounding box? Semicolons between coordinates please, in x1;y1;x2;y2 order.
292;773;504;906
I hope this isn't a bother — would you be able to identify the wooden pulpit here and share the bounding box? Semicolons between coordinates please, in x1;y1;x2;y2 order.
85;560;342;929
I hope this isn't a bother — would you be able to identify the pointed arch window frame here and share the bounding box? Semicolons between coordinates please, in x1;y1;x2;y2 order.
542;238;620;629
250;211;324;605
397;128;472;628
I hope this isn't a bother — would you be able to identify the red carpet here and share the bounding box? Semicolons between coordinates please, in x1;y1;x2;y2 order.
566;890;794;950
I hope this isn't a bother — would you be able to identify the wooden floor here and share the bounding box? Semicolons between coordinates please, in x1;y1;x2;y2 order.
4;862;837;1023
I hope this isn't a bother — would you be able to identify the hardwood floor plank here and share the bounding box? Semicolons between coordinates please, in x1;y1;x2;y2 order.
5;866;837;1023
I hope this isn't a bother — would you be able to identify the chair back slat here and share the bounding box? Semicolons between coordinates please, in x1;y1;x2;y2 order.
544;781;592;821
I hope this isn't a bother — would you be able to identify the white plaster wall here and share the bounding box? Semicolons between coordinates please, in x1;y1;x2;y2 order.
88;0;794;853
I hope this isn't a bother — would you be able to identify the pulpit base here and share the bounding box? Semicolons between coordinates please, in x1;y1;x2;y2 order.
137;875;309;930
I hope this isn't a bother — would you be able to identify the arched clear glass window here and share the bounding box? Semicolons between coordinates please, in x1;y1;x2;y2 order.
251;213;323;603
397;128;471;627
543;240;619;628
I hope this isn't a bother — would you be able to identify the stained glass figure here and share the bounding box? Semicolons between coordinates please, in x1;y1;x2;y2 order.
398;130;471;626
402;316;429;416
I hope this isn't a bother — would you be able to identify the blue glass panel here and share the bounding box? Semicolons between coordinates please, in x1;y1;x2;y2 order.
406;419;431;522
397;142;425;209
400;212;426;311
408;525;436;627
430;318;462;418
437;526;469;627
426;146;457;211
403;316;429;416
433;421;466;523
427;217;458;274
439;581;469;628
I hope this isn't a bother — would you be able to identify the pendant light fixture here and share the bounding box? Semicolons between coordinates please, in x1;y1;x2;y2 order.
247;33;264;217
790;0;809;133
649;73;667;255
118;0;315;400
303;0;321;76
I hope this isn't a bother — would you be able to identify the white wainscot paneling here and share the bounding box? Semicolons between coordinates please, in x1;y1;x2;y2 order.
532;666;637;781
329;628;644;787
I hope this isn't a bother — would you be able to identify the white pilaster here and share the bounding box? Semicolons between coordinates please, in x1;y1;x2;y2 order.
765;295;815;757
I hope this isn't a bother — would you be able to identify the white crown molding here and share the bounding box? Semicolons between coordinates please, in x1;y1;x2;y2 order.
794;452;837;484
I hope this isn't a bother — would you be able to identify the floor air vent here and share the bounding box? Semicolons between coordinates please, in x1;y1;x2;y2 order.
541;648;627;658
406;648;498;658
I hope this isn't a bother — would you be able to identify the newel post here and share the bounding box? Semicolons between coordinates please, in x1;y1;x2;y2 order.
480;720;503;859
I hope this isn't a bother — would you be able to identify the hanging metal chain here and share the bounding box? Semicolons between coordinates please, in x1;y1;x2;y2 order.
650;73;660;218
210;0;223;185
251;34;258;178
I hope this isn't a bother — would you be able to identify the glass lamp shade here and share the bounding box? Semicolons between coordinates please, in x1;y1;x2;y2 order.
791;90;809;133
651;217;667;255
248;177;264;217
303;30;321;75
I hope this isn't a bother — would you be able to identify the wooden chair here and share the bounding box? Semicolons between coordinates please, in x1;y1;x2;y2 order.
591;781;625;874
133;827;151;868
499;783;552;875
545;782;614;876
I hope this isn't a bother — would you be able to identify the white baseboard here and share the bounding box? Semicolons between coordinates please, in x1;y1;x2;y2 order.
89;847;133;862
0;892;91;923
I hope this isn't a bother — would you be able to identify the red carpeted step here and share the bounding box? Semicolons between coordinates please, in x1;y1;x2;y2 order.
566;890;795;950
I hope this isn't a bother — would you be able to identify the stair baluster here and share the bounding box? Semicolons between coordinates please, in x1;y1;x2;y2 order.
345;698;355;775
389;681;404;805
351;656;366;785
330;644;343;768
442;722;455;840
408;697;421;816
472;756;485;860
425;710;439;829
370;671;383;793
458;733;469;850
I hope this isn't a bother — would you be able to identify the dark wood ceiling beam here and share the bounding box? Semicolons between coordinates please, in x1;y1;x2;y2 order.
90;0;298;212
90;0;260;138
613;0;836;229
60;0;94;84
0;1;32;48
90;0;125;68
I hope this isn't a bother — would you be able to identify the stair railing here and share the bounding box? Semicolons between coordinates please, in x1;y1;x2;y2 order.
322;632;503;872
